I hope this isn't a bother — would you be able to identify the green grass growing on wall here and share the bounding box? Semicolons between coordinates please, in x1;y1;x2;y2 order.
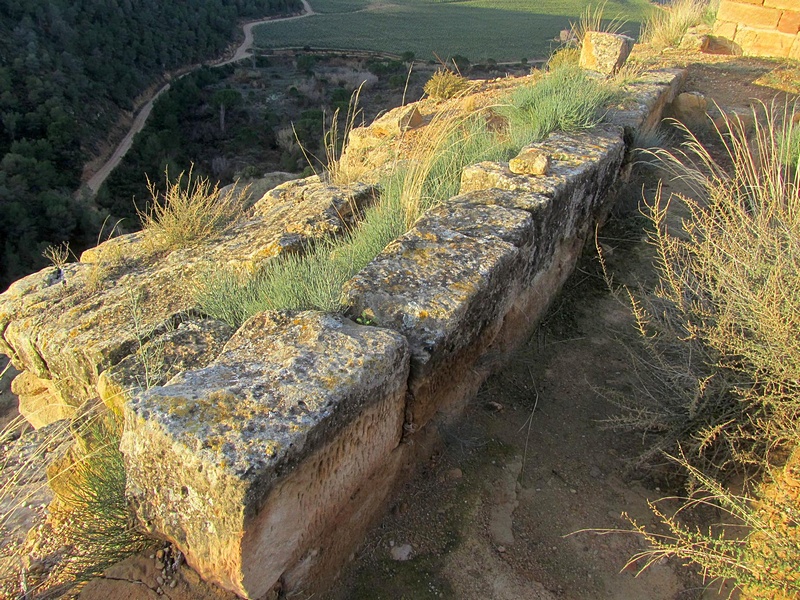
253;0;652;62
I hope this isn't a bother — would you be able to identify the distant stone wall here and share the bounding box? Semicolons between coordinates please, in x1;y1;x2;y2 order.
0;69;685;599
714;0;800;59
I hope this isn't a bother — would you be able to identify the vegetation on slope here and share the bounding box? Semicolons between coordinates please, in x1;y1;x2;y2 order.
0;0;301;289
196;64;622;327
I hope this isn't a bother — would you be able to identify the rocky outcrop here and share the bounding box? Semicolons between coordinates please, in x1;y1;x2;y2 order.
0;68;686;599
0;178;377;428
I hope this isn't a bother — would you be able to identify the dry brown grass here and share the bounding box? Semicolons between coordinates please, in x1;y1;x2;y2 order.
139;166;250;251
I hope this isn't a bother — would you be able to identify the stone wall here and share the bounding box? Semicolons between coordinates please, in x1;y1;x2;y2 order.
0;68;685;599
714;0;800;59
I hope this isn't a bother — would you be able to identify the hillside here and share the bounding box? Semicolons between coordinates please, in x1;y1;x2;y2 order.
0;0;301;289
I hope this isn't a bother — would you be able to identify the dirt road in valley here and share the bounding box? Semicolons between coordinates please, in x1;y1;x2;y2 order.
84;0;315;194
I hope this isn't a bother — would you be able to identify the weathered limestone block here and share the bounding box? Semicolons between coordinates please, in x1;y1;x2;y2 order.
12;370;75;428
667;91;709;129
509;148;551;175
207;177;379;273
461;126;625;244
97;317;234;414
121;312;410;599
416;191;535;249
605;69;687;133
344;222;522;428
717;0;783;30
1;260;196;405
0;175;378;427
734;26;796;57
579;31;635;75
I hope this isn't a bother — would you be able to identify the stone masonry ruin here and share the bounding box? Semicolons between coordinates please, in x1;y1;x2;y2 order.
0;68;685;598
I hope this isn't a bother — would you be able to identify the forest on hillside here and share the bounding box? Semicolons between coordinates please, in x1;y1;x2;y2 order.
0;0;301;289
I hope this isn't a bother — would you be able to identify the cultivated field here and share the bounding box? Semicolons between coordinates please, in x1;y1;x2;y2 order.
252;0;653;62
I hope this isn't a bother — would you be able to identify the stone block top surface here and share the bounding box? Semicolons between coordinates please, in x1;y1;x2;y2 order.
125;311;409;483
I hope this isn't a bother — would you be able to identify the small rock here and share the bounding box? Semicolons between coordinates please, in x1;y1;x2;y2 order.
398;106;424;131
157;576;165;586
579;31;634;75
169;580;177;589
669;92;708;129
156;549;164;560
485;401;505;412
389;540;395;547
589;466;603;478
497;546;506;553
155;560;164;570
570;488;577;494
446;468;463;481
390;544;413;561
509;149;551;176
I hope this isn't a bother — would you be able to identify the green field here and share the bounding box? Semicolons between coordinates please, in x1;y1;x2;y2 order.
253;0;653;62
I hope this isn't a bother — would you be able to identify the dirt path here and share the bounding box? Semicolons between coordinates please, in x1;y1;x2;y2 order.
84;0;315;194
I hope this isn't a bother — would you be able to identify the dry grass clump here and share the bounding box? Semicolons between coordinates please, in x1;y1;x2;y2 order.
640;0;716;51
613;102;800;596
424;69;471;100
139;166;249;251
570;1;627;48
1;407;149;597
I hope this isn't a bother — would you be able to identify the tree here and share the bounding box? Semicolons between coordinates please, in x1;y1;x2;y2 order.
211;88;242;133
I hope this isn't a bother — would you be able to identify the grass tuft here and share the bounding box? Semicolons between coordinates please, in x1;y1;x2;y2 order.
1;407;149;596
501;64;621;149
140;166;249;251
423;69;471;100
640;0;713;51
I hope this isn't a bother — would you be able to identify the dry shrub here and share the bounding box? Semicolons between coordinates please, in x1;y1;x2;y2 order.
627;451;800;599
423;69;470;100
608;102;800;473
614;102;800;596
139;167;249;251
640;0;714;50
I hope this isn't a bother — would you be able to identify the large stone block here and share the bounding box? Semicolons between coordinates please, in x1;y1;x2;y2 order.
717;0;782;28
605;69;687;133
778;11;800;34
763;0;799;10
460;127;626;242
735;26;796;56
0;175;379;427
344;222;522;428
121;312;409;599
97;317;234;414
